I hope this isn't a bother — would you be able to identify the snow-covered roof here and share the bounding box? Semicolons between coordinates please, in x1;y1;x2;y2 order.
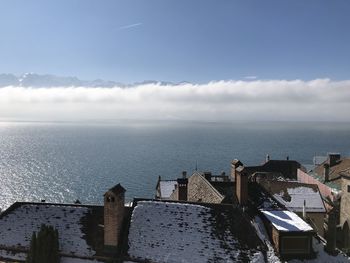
128;200;265;263
260;181;326;213
261;210;313;232
0;203;102;260
273;186;326;213
159;180;177;198
252;216;350;263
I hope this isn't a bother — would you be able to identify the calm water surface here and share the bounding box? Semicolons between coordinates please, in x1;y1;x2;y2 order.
0;121;350;210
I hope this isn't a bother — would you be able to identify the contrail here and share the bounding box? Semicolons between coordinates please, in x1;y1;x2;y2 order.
117;23;142;31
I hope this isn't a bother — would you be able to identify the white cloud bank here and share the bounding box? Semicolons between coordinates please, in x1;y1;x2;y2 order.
0;79;350;121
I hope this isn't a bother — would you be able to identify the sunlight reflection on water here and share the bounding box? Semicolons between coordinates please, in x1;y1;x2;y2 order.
1;121;350;210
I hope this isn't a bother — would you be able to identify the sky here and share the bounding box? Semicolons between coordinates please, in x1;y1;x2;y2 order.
0;1;350;122
0;0;349;83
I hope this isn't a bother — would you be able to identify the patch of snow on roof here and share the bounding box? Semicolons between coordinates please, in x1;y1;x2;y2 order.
261;210;313;232
159;180;177;198
128;201;263;263
273;187;325;213
0;249;26;261
0;204;95;257
61;257;104;263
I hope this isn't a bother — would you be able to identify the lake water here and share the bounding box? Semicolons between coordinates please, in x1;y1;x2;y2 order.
1;121;350;210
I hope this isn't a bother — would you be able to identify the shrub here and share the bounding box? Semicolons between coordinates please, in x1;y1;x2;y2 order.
26;224;59;263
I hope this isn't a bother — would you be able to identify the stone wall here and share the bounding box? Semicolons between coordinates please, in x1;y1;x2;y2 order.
170;173;224;203
272;227;280;253
340;177;350;227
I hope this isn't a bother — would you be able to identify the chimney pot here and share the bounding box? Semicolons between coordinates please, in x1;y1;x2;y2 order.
204;172;212;181
324;163;330;182
235;166;248;206
328;153;341;167
177;178;188;201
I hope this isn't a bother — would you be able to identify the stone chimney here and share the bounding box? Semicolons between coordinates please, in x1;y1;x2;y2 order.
204;172;212;181
104;184;126;250
236;166;248;206
177;177;188;201
324;163;330;182
326;209;337;254
231;159;242;182
328;153;341;167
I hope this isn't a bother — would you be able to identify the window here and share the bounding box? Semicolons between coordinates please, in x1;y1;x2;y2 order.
347;185;350;193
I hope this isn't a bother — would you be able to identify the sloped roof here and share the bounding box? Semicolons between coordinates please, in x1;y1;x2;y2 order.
231;159;243;166
127;200;266;263
159;180;177;199
262;160;301;179
313;158;350;182
105;183;126;196
0;202;104;260
245;160;302;180
260;181;326;213
210;181;237;204
261;210;314;232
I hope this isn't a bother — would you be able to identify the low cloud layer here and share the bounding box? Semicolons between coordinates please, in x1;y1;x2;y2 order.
1;79;349;121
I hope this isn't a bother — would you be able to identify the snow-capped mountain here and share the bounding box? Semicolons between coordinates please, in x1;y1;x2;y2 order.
0;73;187;88
0;73;124;88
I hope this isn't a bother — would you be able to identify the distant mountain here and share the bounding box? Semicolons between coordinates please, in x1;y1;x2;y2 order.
0;74;19;87
0;73;125;88
0;73;190;88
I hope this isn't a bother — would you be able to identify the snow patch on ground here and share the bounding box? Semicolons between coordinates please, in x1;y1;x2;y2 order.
289;238;350;263
251;216;281;263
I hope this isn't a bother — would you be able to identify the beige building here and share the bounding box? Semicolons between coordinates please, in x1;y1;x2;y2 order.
309;153;350;251
169;171;227;203
340;176;350;251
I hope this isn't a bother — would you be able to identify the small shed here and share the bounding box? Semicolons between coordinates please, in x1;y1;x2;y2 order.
260;209;315;259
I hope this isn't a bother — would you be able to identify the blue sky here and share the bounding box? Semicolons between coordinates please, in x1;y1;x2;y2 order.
0;0;349;83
